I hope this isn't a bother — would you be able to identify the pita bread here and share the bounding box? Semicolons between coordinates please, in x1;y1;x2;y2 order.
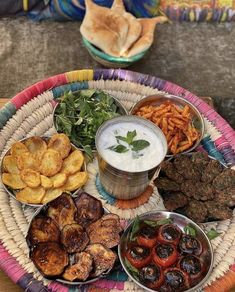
80;0;129;57
124;16;168;57
111;0;142;56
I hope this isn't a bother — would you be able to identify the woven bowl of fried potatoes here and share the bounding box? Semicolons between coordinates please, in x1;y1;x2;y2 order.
0;134;88;206
131;94;205;156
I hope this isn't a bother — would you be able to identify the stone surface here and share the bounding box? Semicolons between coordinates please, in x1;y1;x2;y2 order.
0;17;234;127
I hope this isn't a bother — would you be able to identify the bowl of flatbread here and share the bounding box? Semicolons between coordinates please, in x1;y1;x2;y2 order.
80;0;167;68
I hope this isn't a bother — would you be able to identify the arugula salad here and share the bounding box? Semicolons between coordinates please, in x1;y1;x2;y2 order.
54;90;123;158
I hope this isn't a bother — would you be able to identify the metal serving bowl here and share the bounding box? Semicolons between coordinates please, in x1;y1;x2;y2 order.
52;89;128;152
130;94;205;157
118;211;213;292
0;136;87;207
26;192;113;286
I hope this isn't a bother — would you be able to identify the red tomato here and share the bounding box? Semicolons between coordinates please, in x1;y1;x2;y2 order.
153;243;178;267
157;224;182;245
178;254;203;283
126;245;151;269
164;267;190;291
140;264;164;289
137;226;158;248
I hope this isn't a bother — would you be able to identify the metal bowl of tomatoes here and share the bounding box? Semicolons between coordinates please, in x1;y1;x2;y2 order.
118;211;213;292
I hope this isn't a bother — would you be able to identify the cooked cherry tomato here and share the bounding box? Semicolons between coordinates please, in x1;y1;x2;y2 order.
164;267;190;291
137;226;158;248
179;234;202;255
153;243;178;267
140;264;164;289
178;254;202;282
157;224;182;245
126;245;151;269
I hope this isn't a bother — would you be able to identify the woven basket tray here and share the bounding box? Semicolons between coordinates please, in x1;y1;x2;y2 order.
0;69;235;292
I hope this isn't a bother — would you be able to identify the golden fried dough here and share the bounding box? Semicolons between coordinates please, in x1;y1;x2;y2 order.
61;150;84;175
63;172;88;191
2;155;20;174
39;149;63;177
48;133;71;159
2;173;27;189
20;169;41;188
16;186;45;204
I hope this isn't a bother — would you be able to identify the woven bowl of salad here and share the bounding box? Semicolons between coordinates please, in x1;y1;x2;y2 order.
53;89;128;159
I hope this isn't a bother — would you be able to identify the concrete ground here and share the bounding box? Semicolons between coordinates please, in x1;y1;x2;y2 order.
0;17;234;127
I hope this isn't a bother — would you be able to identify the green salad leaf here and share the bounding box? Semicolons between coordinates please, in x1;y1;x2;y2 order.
184;224;197;237
124;258;140;280
206;228;222;240
144;218;173;227
54;90;120;159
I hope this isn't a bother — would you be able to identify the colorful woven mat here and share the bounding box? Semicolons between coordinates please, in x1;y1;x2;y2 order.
0;69;235;292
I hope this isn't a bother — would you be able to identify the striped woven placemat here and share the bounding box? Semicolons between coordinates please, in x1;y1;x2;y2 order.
0;69;234;292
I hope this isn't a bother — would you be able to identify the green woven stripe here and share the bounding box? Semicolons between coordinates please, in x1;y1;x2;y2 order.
0;102;16;130
52;82;89;99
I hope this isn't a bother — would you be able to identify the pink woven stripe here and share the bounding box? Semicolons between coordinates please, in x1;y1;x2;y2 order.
93;279;124;290
48;281;69;292
11;73;67;109
0;245;26;283
163;81;188;96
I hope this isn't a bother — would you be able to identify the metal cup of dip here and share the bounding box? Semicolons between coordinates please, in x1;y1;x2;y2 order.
95;116;168;200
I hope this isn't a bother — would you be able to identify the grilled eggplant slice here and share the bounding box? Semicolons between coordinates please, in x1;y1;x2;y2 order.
74;192;104;227
87;213;122;248
27;216;60;246
63;252;93;281
47;193;77;229
85;243;116;277
30;242;68;277
61;223;89;253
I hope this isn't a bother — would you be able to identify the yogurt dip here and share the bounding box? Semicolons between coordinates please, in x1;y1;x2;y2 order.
96;119;166;172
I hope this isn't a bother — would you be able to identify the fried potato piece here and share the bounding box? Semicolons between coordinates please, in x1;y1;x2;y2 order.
63;252;93;282
63;171;88;192
20;169;41;188
75;192;104;227
16;152;38;171
24;136;47;160
61;223;89;253
41;187;63;204
2;173;27;189
39;149;63;177
48;133;71;159
2;155;20;174
27;216;60;245
16;186;45;204
50;173;67;188
47;193;77;229
30;242;68;277
40;175;53;189
10;141;28;158
61;150;84;175
85;243;116;277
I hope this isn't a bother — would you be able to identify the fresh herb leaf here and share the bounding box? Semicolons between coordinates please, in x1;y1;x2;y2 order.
124;258;139;280
206;228;222;240
115;136;129;143
130;216;140;241
54;90;120;159
184;225;197;237
126;130;137;144
144;218;173;227
108;145;129;153
131;140;150;152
